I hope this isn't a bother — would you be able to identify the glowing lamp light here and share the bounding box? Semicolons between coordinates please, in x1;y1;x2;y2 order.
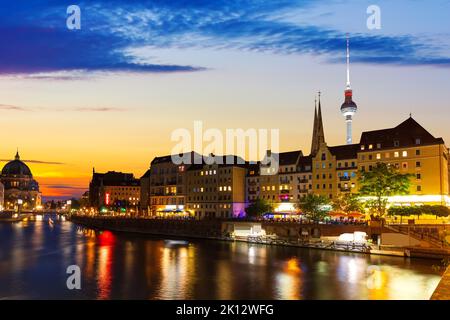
17;199;23;205
274;203;296;213
105;193;110;205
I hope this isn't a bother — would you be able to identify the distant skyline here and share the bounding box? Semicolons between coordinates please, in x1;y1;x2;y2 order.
1;0;450;199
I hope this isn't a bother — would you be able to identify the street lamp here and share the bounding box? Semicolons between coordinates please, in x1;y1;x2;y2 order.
17;199;23;215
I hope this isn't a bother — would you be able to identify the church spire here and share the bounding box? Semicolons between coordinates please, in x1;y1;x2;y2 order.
310;92;326;156
15;149;20;160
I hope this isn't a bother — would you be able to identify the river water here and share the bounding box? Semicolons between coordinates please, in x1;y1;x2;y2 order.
0;214;443;299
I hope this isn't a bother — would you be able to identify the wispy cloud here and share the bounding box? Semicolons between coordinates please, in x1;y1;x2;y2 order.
40;184;86;190
0;159;65;165
0;104;28;111
0;103;127;112
74;107;126;112
0;0;449;77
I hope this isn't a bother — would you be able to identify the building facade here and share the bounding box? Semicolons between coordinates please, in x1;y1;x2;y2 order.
186;155;247;219
140;152;198;216
0;152;41;211
246;151;313;215
89;170;140;212
0;181;4;211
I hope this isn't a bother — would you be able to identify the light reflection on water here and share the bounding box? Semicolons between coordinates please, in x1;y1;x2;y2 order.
0;215;443;300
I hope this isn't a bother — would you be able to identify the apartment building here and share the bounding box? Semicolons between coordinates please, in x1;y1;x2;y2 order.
140;152;199;216
186;155;247;219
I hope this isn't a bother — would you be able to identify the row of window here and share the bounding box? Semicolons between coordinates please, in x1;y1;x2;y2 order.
360;139;422;151
248;175;312;184
188;195;232;201
361;161;421;172
188;203;232;209
360;150;421;161
189;178;232;184
151;198;184;205
249;184;313;192
192;186;232;193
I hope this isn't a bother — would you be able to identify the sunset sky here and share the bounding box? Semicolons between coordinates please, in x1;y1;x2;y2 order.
1;0;450;200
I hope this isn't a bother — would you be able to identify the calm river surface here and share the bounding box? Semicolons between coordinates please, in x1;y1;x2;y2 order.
0;214;443;300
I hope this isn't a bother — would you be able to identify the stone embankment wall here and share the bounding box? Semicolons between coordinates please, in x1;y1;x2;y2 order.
71;216;223;238
431;265;450;300
262;221;372;240
71;216;375;241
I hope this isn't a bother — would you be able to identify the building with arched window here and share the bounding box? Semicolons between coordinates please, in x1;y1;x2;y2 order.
0;151;41;211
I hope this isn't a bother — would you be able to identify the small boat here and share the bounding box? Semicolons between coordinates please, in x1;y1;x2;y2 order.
164;239;189;246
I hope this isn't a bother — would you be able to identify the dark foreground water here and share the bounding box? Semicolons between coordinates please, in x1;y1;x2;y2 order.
0;214;443;300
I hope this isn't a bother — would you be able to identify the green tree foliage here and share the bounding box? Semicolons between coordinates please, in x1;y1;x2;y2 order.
388;205;450;222
332;193;363;214
297;194;330;222
358;163;412;219
245;198;274;218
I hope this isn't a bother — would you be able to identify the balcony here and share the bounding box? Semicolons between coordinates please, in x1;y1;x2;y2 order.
280;189;290;194
339;176;351;181
299;179;309;183
339;187;351;192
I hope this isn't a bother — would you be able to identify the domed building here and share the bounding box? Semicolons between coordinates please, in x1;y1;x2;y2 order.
0;151;41;211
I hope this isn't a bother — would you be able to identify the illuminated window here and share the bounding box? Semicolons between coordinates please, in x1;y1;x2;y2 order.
219;186;222;191
360;145;365;150
402;151;408;157
228;186;232;191
271;186;275;191
200;187;204;192
385;152;390;158
369;144;373;150
394;152;399;158
200;171;204;176
213;170;217;174
262;186;266;191
376;153;381;160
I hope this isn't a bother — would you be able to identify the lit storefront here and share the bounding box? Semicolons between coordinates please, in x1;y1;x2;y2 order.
156;205;193;218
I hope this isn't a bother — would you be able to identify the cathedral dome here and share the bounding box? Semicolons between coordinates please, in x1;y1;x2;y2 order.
1;152;32;176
